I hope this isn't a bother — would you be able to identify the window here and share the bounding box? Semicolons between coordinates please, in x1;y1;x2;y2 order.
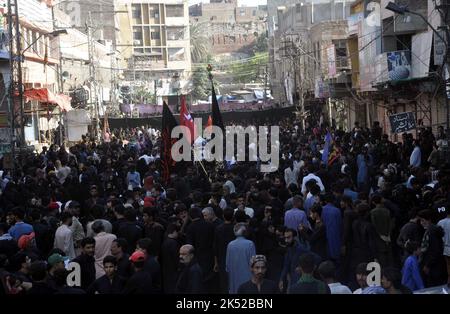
168;48;185;61
38;35;44;55
333;40;348;68
132;4;141;19
133;27;143;46
252;10;256;16
32;31;38;53
166;5;183;17
151;31;160;40
240;9;245;16
167;27;185;40
296;3;302;13
150;5;160;18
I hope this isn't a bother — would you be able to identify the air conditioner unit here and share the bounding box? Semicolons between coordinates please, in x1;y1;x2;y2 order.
133;40;142;45
155;13;159;18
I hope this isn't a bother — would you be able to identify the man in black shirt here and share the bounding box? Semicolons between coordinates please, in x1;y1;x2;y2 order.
185;207;215;281
136;238;161;292
142;207;165;256
123;251;154;294
175;244;204;294
237;255;278;294
72;237;96;291
160;223;181;294
28;261;56;295
111;238;133;280
87;256;126;294
213;208;235;293
117;208;144;254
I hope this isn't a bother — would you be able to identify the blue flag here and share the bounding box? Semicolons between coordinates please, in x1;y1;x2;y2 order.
322;132;332;165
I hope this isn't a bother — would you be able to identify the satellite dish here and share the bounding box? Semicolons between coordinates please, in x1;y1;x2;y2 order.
62;71;70;79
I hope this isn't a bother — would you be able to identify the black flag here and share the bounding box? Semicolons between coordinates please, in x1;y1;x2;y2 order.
211;81;224;131
161;102;178;183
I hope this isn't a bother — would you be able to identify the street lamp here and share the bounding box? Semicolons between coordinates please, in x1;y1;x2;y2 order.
22;29;68;56
385;2;447;44
385;1;450;134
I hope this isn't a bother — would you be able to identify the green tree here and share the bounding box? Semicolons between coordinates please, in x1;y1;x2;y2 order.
132;86;155;104
191;66;221;102
190;24;210;63
253;32;268;55
191;67;209;101
230;52;268;84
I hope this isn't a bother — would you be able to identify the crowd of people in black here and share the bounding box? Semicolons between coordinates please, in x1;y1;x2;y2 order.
0;115;449;294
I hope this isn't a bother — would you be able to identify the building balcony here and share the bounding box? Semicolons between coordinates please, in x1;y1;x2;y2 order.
347;12;363;36
165;17;188;27
166;39;189;48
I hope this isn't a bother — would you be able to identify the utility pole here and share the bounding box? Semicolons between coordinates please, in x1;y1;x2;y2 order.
263;63;268;105
51;5;65;147
154;79;157;105
436;0;450;136
86;12;99;140
7;0;24;150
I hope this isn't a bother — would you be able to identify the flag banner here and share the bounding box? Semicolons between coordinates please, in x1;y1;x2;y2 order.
211;81;224;131
322;132;332;165
179;95;195;144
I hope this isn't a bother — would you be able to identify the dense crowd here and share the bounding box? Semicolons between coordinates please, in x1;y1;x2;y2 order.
0;114;449;294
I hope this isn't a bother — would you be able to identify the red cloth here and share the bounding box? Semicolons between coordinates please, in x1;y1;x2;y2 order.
18;232;35;250
205;115;213;134
144;176;154;191
179;95;195;144
24;88;72;112
144;196;156;208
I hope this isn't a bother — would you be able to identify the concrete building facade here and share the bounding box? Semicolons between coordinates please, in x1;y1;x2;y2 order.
54;0;116;46
114;0;191;107
189;1;267;56
271;0;353;126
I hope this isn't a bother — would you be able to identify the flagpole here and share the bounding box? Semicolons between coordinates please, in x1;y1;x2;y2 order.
197;160;212;183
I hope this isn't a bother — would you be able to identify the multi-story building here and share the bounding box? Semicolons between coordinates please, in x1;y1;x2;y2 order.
273;0;354;129
54;0;116;46
0;0;63;144
189;1;267;56
0;0;115;145
114;0;191;108
54;6;114;110
347;0;449;136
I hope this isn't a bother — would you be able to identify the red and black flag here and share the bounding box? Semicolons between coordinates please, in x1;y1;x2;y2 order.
179;95;195;144
161;101;178;183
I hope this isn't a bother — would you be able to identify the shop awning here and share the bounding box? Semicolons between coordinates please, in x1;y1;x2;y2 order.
24;88;72;112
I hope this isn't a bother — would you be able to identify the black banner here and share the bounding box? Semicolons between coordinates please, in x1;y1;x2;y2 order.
389;111;416;134
105;107;295;131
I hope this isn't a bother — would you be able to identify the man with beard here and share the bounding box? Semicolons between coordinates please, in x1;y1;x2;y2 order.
279;228;309;292
237;255;278;294
175;244;204;294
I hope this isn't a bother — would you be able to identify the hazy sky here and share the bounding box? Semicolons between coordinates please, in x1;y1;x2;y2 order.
188;0;268;6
